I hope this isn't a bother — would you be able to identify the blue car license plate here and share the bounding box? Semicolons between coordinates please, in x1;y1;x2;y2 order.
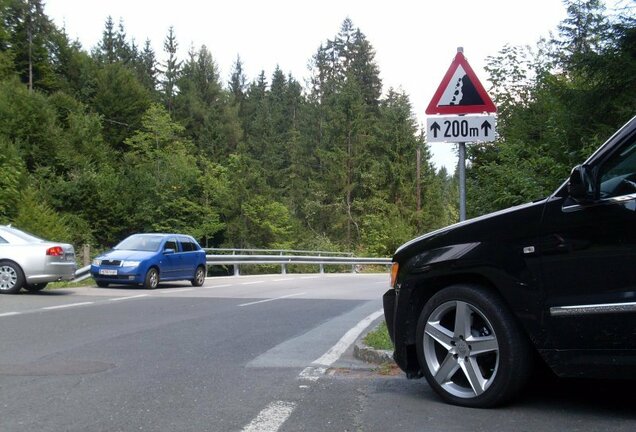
99;269;118;276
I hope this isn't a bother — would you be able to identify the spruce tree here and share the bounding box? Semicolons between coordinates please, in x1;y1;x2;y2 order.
95;16;116;64
160;26;181;113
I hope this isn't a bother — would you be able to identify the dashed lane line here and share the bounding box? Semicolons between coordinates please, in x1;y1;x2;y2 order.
42;302;94;310
241;401;297;432
203;283;232;289
108;294;149;301
0;294;152;318
158;288;193;294
240;307;384;430
238;293;306;307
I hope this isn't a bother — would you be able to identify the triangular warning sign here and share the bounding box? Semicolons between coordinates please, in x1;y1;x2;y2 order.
426;51;497;115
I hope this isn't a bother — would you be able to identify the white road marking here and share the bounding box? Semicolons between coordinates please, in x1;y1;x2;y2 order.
0;312;20;318
159;288;193;294
42;302;94;310
272;278;291;282
299;276;318;280
241;304;384;431
108;294;149;301
204;283;232;289
298;366;327;382
299;309;384;381
238;292;306;307
241;281;265;285
241;401;296;432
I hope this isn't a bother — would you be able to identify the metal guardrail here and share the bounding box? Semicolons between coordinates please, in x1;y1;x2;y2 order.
204;248;354;257
72;251;391;281
207;254;391;276
73;265;92;282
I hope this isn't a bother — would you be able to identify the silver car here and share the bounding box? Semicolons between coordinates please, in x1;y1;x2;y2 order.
0;225;76;294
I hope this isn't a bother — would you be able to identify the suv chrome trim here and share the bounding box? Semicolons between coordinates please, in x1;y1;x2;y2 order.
550;301;636;316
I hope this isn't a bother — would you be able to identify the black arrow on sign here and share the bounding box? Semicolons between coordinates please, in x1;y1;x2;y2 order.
481;120;492;136
430;122;441;138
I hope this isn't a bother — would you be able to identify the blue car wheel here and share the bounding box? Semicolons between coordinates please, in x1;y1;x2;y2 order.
144;268;159;290
191;266;206;287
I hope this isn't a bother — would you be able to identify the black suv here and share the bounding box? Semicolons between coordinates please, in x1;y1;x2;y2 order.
383;115;636;408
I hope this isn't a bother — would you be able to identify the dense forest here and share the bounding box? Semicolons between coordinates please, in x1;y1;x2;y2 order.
0;0;634;257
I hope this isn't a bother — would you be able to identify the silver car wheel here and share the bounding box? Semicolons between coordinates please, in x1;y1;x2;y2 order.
423;300;500;399
0;265;18;291
144;268;159;290
193;267;205;286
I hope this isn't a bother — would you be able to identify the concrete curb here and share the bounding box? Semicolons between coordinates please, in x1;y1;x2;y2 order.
353;341;394;365
353;321;396;365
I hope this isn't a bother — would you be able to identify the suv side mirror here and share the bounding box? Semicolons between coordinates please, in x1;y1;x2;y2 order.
568;164;595;203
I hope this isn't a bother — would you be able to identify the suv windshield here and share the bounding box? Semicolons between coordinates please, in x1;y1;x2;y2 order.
114;235;163;252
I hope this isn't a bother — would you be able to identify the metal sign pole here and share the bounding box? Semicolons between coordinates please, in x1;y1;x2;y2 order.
425;47;497;223
458;142;466;221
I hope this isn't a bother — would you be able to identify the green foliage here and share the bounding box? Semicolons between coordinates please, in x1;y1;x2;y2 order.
0;1;632;261
3;0;58;91
241;198;296;249
357;197;415;256
13;187;72;242
363;321;393;350
468;0;636;217
0;79;60;170
0;137;26;222
92;62;151;148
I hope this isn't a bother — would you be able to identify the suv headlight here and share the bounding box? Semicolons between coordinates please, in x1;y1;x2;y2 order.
390;263;399;289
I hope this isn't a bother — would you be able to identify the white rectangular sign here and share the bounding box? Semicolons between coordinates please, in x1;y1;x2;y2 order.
426;115;497;143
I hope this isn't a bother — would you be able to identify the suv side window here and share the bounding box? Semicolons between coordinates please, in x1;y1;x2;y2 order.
0;235;6;244
598;133;636;199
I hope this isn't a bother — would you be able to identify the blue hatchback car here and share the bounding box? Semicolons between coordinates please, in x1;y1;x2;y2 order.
91;233;207;289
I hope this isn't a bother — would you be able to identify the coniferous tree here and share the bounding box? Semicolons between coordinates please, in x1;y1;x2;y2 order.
95;16;116;64
228;54;246;104
134;38;158;93
160;26;181;113
554;0;610;69
114;18;132;63
4;0;57;91
92;62;151;150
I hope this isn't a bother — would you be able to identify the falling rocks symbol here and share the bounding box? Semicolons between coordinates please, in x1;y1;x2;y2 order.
448;75;483;106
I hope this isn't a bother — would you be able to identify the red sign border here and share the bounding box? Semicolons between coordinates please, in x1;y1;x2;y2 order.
425;52;497;115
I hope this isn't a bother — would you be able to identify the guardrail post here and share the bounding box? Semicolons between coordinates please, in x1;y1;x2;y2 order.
82;244;91;266
280;251;286;275
319;254;324;274
233;250;239;276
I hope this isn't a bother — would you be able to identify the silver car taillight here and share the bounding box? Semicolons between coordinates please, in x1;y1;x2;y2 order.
46;246;64;256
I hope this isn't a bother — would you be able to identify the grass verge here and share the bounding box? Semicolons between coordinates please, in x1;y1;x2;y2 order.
363;320;393;350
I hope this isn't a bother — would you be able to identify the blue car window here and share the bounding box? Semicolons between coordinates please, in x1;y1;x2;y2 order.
0;235;6;244
180;238;196;252
164;239;178;251
116;235;162;251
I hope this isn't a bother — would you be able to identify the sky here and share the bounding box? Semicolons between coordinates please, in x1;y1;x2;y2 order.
44;0;577;172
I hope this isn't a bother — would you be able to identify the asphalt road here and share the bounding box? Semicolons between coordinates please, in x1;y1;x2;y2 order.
0;273;634;432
